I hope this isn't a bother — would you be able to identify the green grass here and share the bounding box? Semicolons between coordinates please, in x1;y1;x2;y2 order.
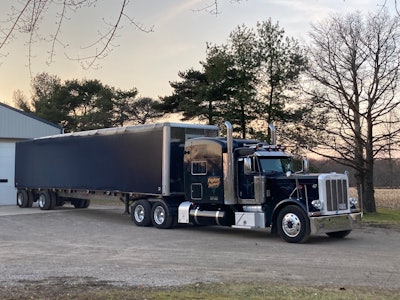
143;282;400;300
362;208;400;229
5;281;399;300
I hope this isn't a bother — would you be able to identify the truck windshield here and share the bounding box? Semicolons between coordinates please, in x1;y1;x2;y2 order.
258;157;292;175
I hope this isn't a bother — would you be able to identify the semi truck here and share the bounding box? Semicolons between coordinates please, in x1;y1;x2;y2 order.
15;121;362;243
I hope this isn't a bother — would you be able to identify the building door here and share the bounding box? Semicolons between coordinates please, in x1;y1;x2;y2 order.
0;142;16;205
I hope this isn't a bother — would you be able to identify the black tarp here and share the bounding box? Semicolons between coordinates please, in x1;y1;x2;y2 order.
15;124;219;195
15;128;164;194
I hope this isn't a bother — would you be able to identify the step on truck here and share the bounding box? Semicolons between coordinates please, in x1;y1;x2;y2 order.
15;121;362;243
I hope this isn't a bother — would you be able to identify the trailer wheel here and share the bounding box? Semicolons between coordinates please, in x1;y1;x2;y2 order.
38;191;56;210
151;201;174;229
131;200;152;227
277;205;310;243
326;230;352;239
17;190;32;208
72;199;90;208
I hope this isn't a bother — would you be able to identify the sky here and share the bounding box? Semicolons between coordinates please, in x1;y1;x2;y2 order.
0;0;396;107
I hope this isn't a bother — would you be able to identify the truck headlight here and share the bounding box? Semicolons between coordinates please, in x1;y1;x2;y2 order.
311;199;322;210
349;197;358;206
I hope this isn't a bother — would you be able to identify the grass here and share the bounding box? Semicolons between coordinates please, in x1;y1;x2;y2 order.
348;187;400;229
374;188;400;209
143;282;400;300
362;207;400;229
3;281;399;300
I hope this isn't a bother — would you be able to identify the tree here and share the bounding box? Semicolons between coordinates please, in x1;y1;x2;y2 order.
159;20;308;140
252;19;308;143
158;68;209;122
306;10;400;213
0;1;153;70
222;25;259;138
0;1;239;69
14;72;146;132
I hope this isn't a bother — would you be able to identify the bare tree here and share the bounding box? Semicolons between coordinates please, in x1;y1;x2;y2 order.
0;1;239;71
306;10;400;213
0;0;153;71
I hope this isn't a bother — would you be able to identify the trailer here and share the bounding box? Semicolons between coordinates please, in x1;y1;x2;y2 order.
15;123;218;211
15;121;362;243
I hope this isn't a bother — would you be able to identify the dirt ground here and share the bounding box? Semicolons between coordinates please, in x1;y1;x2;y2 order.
0;204;399;299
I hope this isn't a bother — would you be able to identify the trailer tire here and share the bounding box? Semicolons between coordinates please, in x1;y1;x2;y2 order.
277;205;310;243
326;230;351;239
38;191;56;210
151;201;174;229
17;190;31;208
72;199;90;208
131;200;152;227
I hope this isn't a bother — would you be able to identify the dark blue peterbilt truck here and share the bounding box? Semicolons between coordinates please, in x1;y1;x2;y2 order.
15;121;362;243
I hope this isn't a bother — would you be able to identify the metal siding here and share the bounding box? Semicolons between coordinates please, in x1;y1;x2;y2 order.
0;104;62;139
0;141;16;205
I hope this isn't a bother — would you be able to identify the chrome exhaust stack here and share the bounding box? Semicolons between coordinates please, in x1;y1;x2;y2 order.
268;124;276;145
224;121;236;205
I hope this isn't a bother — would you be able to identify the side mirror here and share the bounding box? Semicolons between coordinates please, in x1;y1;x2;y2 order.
244;157;252;175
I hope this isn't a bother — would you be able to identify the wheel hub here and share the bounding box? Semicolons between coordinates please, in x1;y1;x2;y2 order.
282;213;301;237
134;205;145;222
154;206;166;225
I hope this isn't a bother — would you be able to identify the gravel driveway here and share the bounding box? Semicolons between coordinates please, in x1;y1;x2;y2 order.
0;204;399;289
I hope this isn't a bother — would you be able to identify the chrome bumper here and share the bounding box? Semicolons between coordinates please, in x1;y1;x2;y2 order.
310;212;362;234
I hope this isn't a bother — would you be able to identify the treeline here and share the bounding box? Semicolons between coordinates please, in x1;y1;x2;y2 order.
310;158;400;188
14;74;163;133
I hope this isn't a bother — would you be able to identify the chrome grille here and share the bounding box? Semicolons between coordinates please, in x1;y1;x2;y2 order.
325;179;348;211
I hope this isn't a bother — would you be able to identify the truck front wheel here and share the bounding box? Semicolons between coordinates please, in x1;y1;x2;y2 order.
131;200;152;227
277;205;310;243
151;201;174;229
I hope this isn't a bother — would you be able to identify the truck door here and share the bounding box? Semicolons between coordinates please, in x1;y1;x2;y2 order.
237;157;256;200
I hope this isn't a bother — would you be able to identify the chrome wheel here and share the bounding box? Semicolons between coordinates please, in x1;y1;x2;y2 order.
134;204;146;223
282;213;301;238
153;205;166;225
277;205;310;243
17;192;24;207
38;193;46;209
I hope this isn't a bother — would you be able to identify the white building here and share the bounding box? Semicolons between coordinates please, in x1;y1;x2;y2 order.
0;103;63;205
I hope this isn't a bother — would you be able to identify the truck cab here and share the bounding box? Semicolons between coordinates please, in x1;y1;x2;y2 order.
180;122;362;243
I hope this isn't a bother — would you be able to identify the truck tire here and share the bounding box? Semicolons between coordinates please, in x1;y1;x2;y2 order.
38;191;56;210
151;201;174;229
17;190;32;208
277;205;310;243
72;199;90;208
131;200;152;227
326;230;352;238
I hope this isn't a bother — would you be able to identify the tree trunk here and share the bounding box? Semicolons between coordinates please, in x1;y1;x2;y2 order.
364;121;376;213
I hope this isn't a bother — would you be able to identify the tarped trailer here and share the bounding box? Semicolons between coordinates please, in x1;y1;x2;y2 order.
15;123;218;209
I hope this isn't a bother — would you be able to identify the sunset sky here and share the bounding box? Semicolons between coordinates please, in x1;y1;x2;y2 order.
0;0;395;107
